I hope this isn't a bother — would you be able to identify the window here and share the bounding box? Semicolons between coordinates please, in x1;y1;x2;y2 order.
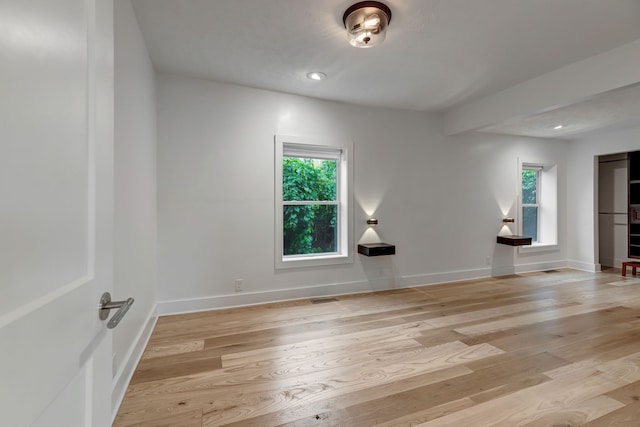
522;166;541;242
519;161;558;251
275;135;353;268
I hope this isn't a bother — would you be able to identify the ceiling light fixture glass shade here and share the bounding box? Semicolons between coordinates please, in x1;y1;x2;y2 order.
343;1;392;48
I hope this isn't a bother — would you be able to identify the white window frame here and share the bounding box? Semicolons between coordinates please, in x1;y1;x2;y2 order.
518;160;558;253
522;165;541;243
274;135;353;269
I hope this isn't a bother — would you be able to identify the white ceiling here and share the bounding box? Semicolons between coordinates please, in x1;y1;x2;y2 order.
131;0;640;138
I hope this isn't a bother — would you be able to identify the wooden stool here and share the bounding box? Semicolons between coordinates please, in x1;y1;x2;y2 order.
621;261;640;276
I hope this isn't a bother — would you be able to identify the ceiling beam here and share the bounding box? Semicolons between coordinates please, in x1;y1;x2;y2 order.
443;38;640;136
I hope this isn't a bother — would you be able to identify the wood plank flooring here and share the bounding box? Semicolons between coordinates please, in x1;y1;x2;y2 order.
113;269;640;426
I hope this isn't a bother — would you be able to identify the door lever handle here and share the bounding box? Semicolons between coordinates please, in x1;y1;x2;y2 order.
99;292;134;329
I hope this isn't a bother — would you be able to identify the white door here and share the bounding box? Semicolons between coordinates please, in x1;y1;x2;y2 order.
0;0;115;426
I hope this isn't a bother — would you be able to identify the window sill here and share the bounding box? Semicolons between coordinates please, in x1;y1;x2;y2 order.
276;253;353;270
518;243;559;254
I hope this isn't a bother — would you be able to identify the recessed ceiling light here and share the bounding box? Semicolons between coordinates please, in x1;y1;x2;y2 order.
553;125;565;130
306;72;327;81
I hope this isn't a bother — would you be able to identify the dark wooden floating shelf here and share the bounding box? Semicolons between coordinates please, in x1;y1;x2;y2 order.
496;235;532;246
358;243;396;257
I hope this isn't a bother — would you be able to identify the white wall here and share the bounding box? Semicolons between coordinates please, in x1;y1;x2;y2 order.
113;0;157;412
568;126;640;270
156;74;570;314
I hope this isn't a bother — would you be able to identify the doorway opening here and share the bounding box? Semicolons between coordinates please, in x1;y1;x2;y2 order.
597;152;628;270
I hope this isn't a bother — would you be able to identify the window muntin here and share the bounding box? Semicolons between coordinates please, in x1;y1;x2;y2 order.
275;136;353;268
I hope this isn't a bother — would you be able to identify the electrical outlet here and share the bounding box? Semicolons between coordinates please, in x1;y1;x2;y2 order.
234;279;243;292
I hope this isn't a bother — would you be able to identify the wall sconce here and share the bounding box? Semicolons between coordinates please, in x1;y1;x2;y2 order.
502;218;515;223
367;218;379;226
343;1;392;48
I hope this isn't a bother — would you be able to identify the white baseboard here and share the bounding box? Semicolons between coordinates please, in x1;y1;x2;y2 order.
398;261;567;288
157;278;395;316
494;260;599;276
111;305;158;421
599;257;627;269
599;257;614;268
399;267;492;287
401;260;569;287
515;259;568;274
567;259;601;272
159;261;574;316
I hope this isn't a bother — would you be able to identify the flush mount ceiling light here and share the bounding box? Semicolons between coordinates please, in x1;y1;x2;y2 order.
553;124;565;130
343;1;392;48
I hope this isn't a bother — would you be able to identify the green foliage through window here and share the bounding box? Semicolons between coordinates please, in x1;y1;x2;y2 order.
522;169;539;242
522;169;537;204
283;157;337;255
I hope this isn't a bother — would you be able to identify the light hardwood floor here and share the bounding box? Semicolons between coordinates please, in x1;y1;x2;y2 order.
114;269;640;426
